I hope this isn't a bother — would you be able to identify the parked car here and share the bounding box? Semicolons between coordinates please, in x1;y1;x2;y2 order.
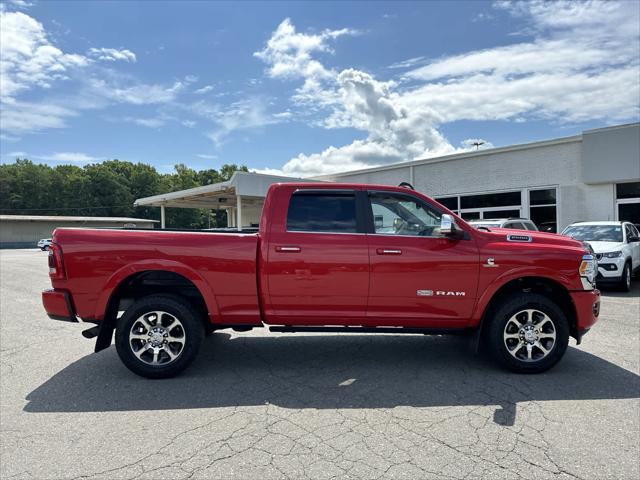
37;238;52;251
468;218;539;231
42;183;600;378
562;221;640;291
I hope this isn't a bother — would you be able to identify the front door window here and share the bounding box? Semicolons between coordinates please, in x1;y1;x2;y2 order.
369;192;442;237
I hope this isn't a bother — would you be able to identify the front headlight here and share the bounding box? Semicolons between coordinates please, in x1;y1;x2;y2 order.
602;251;622;258
579;254;597;289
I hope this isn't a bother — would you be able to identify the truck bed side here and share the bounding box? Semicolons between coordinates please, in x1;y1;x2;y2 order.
51;228;261;325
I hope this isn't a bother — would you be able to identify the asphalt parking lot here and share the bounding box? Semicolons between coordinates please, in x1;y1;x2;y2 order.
1;249;639;480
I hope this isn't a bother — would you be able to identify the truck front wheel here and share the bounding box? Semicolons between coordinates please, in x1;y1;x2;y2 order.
115;294;204;379
486;294;569;373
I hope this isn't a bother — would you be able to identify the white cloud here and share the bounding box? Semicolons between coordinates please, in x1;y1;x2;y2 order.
402;0;640;123
256;3;639;176
3;1;34;9
194;85;214;94
0;100;77;133
88;77;186;105
388;56;427;70
0;9;147;137
0;10;88;101
38;152;101;163
193;97;285;145
196;153;218;160
88;47;136;62
254;18;357;105
129;117;165;128
255;22;454;176
182;119;196;128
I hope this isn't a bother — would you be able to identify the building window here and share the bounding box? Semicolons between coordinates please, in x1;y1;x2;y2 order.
529;188;557;233
434;196;458;213
484;209;521;219
460;191;521;209
458;190;522;220
616;182;640;225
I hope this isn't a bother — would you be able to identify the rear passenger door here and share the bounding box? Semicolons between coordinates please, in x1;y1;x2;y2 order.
265;189;370;324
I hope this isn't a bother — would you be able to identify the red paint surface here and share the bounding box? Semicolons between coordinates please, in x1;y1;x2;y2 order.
43;183;599;334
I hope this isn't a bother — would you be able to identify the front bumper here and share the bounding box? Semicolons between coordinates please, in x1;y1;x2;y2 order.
42;289;78;322
596;258;626;281
570;289;600;335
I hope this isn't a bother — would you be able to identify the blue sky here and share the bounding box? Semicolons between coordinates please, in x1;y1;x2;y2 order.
1;0;638;176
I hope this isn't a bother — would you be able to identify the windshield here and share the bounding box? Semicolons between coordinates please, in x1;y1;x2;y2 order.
562;225;623;242
470;222;500;228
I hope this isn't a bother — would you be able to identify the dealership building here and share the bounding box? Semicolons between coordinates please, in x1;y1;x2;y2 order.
135;122;639;232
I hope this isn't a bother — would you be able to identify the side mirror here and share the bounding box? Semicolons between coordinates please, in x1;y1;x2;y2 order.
440;214;464;239
440;214;454;235
628;235;639;243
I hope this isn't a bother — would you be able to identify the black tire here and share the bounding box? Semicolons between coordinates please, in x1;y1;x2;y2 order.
618;262;632;292
115;294;204;379
486;293;569;373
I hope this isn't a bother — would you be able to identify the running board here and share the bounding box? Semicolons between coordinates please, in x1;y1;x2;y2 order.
268;326;468;335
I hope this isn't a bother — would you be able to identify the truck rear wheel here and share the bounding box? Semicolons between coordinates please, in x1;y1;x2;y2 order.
486;293;569;373
115;294;204;379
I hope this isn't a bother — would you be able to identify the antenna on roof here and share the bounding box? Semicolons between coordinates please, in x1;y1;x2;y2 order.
398;182;415;190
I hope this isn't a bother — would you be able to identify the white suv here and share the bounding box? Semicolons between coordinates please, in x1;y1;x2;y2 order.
468;218;539;231
562;221;640;291
37;238;52;251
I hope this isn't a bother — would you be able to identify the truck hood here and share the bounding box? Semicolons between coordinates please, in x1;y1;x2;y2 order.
582;241;624;254
479;227;585;249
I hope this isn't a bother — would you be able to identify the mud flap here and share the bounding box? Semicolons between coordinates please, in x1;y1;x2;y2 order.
94;318;115;352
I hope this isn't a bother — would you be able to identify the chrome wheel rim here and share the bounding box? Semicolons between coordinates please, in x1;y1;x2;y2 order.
129;311;186;366
626;267;631;288
503;309;556;362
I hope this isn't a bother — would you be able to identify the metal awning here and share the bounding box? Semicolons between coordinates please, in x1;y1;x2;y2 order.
134;171;314;229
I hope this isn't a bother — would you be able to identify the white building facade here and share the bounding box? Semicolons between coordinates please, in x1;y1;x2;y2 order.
319;123;640;232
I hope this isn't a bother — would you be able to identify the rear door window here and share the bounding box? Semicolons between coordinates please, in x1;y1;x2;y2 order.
287;191;358;233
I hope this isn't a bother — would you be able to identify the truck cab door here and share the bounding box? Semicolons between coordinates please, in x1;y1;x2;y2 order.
263;188;370;325
365;190;480;327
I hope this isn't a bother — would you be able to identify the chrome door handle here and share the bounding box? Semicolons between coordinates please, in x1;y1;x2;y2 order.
276;246;301;253
377;248;402;255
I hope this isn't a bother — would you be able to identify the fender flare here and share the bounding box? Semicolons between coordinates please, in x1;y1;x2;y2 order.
94;259;220;322
471;266;574;324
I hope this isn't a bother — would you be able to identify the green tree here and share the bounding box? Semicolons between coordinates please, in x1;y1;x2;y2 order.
0;159;248;229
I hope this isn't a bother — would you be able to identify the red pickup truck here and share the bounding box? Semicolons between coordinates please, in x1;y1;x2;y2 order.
43;183;601;378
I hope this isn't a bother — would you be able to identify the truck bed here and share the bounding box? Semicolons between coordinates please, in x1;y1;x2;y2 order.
51;227;261;325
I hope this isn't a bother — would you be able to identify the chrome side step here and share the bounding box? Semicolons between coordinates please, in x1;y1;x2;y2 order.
268;326;468;335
